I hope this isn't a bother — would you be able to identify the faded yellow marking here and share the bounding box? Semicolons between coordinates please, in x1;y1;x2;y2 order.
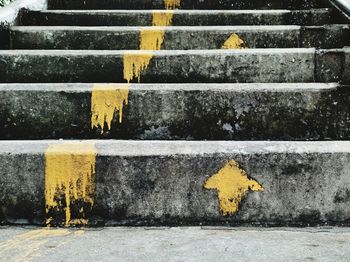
45;142;96;226
91;84;130;132
222;33;247;49
164;0;181;9
204;160;263;216
0;228;78;262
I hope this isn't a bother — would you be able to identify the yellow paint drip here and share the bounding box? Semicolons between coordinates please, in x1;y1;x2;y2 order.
123;53;153;83
140;29;166;50
152;11;174;26
45;142;97;226
204;160;263;216
164;0;181;9
122;6;176;83
222;33;247;49
91;84;130;132
0;229;77;261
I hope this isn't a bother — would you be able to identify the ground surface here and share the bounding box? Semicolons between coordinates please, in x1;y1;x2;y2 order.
0;227;350;261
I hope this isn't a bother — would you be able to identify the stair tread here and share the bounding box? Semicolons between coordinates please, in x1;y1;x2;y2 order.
1;140;350;153
20;8;333;26
0;82;339;90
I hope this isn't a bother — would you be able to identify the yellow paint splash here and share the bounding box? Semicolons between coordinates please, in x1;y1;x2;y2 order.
164;0;181;9
91;84;130;132
0;228;78;262
45;142;97;226
222;33;247;49
204;160;263;216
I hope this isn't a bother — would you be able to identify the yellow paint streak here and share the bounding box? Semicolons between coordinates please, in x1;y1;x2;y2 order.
122;6;177;83
123;52;153;83
222;33;246;49
91;84;130;132
0;229;77;262
140;29;166;50
152;11;174;26
45;142;96;226
204;160;263;216
164;0;181;9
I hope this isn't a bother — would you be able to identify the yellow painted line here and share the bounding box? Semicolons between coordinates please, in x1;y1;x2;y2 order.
0;228;78;262
45;142;97;226
204;160;263;216
122;0;180;83
222;33;247;49
98;0;180;128
91;84;130;132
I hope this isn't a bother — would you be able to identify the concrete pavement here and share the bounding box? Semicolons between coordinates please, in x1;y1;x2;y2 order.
1;227;350;261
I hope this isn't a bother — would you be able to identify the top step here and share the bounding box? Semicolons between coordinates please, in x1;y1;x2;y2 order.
47;0;323;10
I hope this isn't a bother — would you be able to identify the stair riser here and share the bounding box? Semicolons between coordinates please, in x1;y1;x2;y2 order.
1;141;350;226
0;84;349;140
10;26;350;49
47;0;322;10
19;10;332;26
1;49;348;83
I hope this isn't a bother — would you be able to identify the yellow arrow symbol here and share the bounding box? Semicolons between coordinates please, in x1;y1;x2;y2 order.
204;160;263;216
222;33;247;49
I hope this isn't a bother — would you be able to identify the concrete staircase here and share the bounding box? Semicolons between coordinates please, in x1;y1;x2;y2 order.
0;0;350;227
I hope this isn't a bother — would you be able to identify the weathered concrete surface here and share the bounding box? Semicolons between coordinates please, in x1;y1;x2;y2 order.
0;83;349;140
47;0;323;10
10;25;350;49
19;9;333;26
1;140;350;226
1;227;350;262
1;48;348;83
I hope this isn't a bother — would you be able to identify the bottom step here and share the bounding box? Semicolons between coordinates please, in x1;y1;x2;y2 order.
1;140;350;226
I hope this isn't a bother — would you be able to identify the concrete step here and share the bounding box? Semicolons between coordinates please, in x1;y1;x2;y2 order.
19;9;333;26
47;0;322;10
0;48;349;83
1;140;350;226
0;83;349;140
9;25;350;50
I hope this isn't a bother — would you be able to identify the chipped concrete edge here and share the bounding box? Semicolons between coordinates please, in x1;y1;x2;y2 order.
0;0;47;26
